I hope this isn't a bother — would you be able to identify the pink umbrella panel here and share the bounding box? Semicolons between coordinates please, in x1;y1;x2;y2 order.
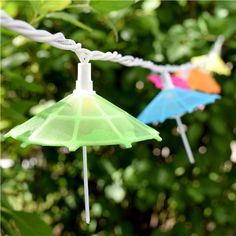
147;74;190;90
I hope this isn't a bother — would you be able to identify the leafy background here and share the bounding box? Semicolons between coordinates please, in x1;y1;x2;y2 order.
1;0;236;235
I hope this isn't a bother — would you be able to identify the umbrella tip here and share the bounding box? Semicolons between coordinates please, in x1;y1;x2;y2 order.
86;217;90;224
189;159;195;165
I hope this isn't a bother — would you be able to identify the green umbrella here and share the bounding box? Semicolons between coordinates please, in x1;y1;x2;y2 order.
5;92;161;150
4;63;162;223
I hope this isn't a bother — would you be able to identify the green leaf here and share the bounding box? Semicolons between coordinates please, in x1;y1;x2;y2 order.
29;100;56;115
188;123;203;147
1;53;29;68
41;0;71;13
142;0;161;14
214;207;228;224
7;210;52;236
0;120;11;130
47;12;92;31
0;215;16;236
187;186;204;203
3;70;44;93
0;192;13;209
177;0;187;6
0;1;19;17
90;0;133;14
1;106;26;124
28;0;71;15
105;183;126;203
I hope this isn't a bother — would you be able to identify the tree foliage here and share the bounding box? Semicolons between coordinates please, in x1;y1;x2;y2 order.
1;0;236;235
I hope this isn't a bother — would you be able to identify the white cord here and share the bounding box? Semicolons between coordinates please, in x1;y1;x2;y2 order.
0;10;195;73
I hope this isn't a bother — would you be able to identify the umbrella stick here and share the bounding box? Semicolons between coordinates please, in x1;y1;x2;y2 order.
82;146;90;224
175;116;195;164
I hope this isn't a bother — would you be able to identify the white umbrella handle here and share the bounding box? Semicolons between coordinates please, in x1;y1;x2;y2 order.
212;35;225;55
82;146;90;224
175;117;195;164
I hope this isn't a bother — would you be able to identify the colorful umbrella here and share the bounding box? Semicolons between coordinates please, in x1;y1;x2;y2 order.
191;36;231;76
138;72;220;163
175;68;221;94
5;93;160;150
148;74;190;90
4;63;162;223
191;54;231;76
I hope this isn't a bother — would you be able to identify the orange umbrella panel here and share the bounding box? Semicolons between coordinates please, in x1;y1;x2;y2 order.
175;68;221;94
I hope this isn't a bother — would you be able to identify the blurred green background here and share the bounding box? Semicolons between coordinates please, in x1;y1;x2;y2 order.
1;0;236;235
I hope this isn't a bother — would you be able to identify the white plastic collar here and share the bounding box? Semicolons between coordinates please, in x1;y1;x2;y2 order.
73;63;96;95
161;72;174;89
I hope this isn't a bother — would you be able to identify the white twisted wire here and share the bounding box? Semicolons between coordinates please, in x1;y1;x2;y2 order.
0;10;83;58
0;10;195;72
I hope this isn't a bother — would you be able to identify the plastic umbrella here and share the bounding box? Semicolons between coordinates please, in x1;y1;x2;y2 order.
148;74;190;90
138;72;220;163
191;36;231;76
175;68;221;94
191;54;231;76
4;63;162;224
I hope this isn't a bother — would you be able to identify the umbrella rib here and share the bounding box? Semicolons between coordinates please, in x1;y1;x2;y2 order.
28;114;67;141
160;94;167;122
28;99;72;141
50;114;123;119
127;111;161;140
181;93;200;110
176;92;206;113
154;90;174;122
175;94;192;113
71;97;84;147
92;97;125;142
140;93;162;123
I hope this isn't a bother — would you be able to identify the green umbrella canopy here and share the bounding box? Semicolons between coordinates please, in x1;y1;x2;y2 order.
4;91;161;151
4;62;162;224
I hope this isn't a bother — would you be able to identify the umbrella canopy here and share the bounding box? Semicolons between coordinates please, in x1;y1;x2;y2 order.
175;68;221;94
4;92;162;151
138;87;220;124
4;62;162;224
191;53;231;76
147;74;190;90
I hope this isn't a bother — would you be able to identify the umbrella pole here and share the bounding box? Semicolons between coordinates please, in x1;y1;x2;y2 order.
82;146;90;224
175;117;195;164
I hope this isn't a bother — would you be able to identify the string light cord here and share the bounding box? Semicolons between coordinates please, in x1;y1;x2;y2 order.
0;10;195;73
